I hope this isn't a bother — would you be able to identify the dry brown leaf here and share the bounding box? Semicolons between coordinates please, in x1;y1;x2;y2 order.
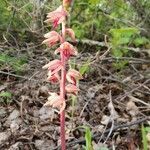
101;115;110;125
108;100;119;120
128;95;150;107
92;142;108;150
126;101;139;117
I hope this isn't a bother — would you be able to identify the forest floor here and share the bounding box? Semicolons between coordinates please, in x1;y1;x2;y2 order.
0;40;150;150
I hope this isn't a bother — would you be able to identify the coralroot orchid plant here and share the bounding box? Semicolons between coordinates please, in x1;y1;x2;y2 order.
42;1;82;149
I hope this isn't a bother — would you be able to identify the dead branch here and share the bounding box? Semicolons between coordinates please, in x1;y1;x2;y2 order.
102;57;150;64
0;70;38;82
76;39;150;53
76;39;106;47
52;117;149;150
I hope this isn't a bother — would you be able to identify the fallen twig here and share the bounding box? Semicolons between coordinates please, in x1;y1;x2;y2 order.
102;57;150;64
52;117;149;150
76;39;150;53
0;70;38;82
77;39;105;47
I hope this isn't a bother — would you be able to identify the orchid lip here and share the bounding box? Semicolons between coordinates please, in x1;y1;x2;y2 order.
44;5;67;27
44;93;66;113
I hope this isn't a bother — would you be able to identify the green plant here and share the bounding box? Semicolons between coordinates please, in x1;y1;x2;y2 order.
0;53;27;73
81;126;110;150
82;126;93;150
142;124;150;150
109;27;139;69
0;0;11;29
71;0;138;40
110;28;139;47
0;91;12;104
79;59;90;76
133;37;149;47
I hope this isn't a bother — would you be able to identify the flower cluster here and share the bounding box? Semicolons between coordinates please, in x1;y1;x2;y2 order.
43;4;82;113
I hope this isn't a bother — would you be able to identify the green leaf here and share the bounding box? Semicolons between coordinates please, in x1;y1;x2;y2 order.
80;126;93;150
110;28;139;37
0;53;27;73
134;37;149;46
110;28;139;46
145;127;150;132
73;27;85;38
79;60;90;75
113;60;128;70
85;127;92;150
0;54;12;63
0;91;12;98
142;124;148;150
112;49;123;57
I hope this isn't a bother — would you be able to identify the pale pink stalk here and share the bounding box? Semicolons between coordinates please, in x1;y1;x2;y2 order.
60;19;66;150
42;1;81;150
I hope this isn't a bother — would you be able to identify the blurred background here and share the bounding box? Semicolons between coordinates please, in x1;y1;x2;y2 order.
0;0;149;43
0;0;149;74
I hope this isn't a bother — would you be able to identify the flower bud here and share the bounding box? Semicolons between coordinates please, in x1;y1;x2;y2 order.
63;0;72;10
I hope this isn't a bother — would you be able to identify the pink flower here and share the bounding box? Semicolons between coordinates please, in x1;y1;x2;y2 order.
42;59;62;75
55;42;78;59
47;71;60;84
44;6;67;28
42;31;62;47
44;93;66;113
65;84;79;95
65;28;76;42
66;69;83;85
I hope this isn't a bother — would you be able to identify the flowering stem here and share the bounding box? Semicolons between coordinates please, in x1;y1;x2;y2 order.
60;110;66;150
42;1;79;150
60;21;66;150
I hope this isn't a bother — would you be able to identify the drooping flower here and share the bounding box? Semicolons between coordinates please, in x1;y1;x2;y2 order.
42;31;62;47
66;69;83;85
55;42;78;59
47;71;60;84
44;93;66;113
44;6;67;28
42;59;62;75
65;28;76;42
65;84;79;95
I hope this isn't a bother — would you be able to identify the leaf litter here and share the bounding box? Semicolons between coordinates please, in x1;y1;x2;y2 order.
0;44;150;150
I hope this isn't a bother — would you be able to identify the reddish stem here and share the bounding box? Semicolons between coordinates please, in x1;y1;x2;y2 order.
60;21;66;150
60;111;66;150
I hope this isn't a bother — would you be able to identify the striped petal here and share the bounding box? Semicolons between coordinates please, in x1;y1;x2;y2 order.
44;93;66;113
55;42;78;59
42;31;61;47
66;69;83;84
45;6;67;28
65;84;79;95
65;28;76;42
47;71;60;84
